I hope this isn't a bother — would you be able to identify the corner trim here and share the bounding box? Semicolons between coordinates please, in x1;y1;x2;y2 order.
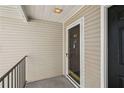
101;5;112;88
17;5;28;22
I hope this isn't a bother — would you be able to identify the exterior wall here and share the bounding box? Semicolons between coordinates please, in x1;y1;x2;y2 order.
64;5;101;87
0;17;63;82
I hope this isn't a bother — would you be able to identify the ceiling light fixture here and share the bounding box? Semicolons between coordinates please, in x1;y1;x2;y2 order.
54;8;63;14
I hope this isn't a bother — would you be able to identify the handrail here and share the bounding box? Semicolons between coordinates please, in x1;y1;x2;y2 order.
0;56;27;88
0;56;27;82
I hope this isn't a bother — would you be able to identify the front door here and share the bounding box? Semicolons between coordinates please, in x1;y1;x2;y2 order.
108;5;124;88
68;24;80;84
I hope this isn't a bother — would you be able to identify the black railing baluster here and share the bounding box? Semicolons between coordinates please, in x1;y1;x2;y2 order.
15;67;16;88
22;63;23;87
8;74;9;88
19;64;20;88
24;60;26;87
0;56;27;88
2;79;4;88
22;62;23;87
11;71;13;88
17;65;18;88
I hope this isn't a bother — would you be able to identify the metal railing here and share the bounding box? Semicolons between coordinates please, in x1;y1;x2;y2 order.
0;56;27;88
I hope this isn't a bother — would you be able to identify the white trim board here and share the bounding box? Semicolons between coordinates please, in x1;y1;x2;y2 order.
62;23;65;75
17;5;28;22
65;75;80;88
101;5;105;88
101;5;112;88
64;17;85;88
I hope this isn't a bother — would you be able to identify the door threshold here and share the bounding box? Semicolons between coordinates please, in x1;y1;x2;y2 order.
65;75;80;88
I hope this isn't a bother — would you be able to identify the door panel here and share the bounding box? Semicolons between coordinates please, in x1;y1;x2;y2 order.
108;5;124;88
68;24;80;84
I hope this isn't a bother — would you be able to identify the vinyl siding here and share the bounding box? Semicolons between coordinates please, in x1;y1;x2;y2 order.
0;5;23;20
64;5;101;87
0;17;63;82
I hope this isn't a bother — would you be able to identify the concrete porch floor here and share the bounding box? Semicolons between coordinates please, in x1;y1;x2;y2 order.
25;76;75;88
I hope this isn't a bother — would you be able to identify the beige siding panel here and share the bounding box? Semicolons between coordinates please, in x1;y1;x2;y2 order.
0;17;63;82
64;5;101;87
0;6;23;20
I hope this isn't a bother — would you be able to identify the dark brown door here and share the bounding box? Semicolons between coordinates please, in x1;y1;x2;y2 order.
108;5;124;88
68;24;80;84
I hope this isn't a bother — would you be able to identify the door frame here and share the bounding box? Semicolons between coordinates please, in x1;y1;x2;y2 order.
101;5;112;88
65;17;85;88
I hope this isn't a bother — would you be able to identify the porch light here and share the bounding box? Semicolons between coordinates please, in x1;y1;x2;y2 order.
54;8;63;14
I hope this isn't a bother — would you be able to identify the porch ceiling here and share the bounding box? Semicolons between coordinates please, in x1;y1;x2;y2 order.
0;5;82;23
22;5;82;23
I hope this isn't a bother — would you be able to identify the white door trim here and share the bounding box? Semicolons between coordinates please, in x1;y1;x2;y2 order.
101;5;112;88
101;5;106;88
65;17;85;88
